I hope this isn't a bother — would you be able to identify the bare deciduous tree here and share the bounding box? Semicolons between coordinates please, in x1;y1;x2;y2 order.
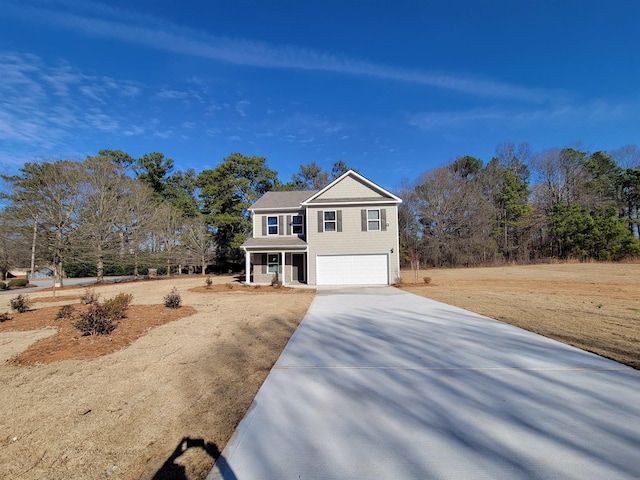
3;160;84;287
181;214;215;274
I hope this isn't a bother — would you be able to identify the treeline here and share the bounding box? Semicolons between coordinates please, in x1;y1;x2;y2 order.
1;143;638;283
399;143;640;270
0;151;349;283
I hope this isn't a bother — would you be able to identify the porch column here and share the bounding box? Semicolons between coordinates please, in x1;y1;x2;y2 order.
245;250;251;285
281;251;286;286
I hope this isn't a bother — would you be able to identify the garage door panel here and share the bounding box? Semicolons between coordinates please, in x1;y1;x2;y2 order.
317;254;388;285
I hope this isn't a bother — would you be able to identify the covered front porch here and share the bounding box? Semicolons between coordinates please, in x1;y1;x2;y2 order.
241;237;308;286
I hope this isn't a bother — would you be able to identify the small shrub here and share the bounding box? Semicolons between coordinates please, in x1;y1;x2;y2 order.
0;312;12;322
163;287;181;309
205;276;213;288
73;304;116;336
103;293;133;319
226;283;234;290
8;278;28;288
271;273;282;288
0;282;6;290
80;288;100;305
423;276;432;284
55;305;76;321
10;294;32;313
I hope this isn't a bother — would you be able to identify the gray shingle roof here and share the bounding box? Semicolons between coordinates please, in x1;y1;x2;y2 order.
241;236;308;249
250;190;318;210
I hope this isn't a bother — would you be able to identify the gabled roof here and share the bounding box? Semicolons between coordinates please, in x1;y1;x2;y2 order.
301;170;402;205
249;190;319;211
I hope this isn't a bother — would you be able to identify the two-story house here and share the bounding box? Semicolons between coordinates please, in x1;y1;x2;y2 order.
241;170;402;286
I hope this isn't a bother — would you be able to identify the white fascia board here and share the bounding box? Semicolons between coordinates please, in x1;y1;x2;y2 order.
250;206;305;213
243;246;308;251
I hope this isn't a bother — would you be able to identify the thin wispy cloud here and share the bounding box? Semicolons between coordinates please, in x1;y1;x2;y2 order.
0;51;165;153
408;99;634;132
408;109;506;130
6;0;553;103
235;100;251;117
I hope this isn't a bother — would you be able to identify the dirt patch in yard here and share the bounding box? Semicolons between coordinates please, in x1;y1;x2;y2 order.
30;294;80;303
0;304;196;365
0;276;315;479
400;263;640;369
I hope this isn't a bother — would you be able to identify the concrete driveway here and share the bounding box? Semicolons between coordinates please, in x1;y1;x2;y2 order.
209;287;640;479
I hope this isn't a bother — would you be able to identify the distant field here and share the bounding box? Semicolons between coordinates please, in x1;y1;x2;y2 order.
400;263;640;369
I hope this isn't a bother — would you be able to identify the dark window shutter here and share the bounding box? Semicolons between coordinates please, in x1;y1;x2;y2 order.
318;211;323;232
381;209;387;231
261;254;266;274
361;209;367;231
337;210;342;232
286;215;292;235
262;216;267;236
279;215;284;235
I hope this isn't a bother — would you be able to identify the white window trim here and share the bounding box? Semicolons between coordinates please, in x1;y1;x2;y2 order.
323;210;337;232
267;253;279;273
267;216;278;235
367;209;381;231
292;215;304;235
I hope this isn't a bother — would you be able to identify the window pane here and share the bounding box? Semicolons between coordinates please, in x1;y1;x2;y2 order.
267;216;277;225
268;264;278;273
293;225;303;234
368;220;380;230
268;226;277;234
325;221;336;232
292;215;303;225
324;211;335;221
268;254;278;263
368;210;380;220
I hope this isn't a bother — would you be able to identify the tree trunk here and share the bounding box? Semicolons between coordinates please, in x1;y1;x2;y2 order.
55;230;64;288
55;257;64;288
134;259;139;279
30;216;38;282
201;254;206;275
119;229;126;258
97;243;104;283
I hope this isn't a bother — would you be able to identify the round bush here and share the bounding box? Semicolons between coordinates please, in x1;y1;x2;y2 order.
8;278;28;288
163;287;182;309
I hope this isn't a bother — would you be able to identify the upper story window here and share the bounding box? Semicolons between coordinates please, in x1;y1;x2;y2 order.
367;209;381;231
267;216;278;235
292;215;304;235
323;211;336;232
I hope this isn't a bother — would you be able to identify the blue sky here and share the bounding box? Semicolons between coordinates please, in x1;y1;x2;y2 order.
1;0;638;190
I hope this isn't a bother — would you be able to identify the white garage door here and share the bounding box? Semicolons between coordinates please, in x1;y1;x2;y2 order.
316;254;388;285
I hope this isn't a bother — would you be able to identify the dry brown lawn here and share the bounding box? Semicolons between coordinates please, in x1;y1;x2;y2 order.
400;263;640;369
1;263;638;479
0;276;314;480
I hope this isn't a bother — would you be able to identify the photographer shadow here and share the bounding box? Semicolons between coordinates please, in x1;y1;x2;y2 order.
152;437;235;480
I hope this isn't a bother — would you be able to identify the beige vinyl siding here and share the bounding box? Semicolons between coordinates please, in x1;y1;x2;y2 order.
253;210;305;237
313;175;385;200
307;205;400;285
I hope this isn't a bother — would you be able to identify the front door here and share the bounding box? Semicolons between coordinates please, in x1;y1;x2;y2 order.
292;254;305;283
